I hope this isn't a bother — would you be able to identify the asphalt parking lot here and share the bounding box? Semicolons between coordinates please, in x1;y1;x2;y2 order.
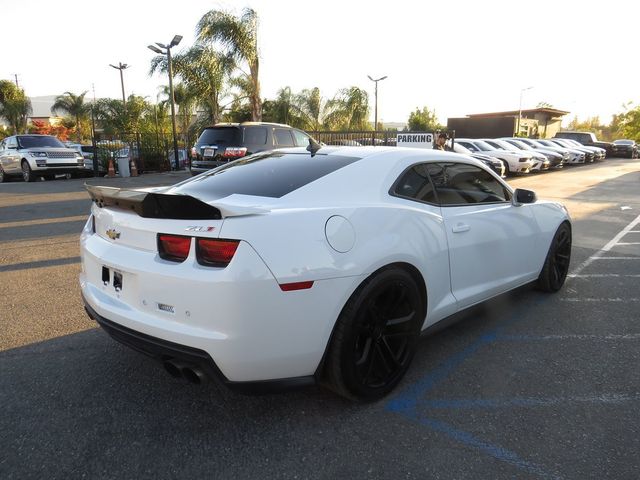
1;159;639;479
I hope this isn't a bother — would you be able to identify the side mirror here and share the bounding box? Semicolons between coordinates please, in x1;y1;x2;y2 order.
512;188;537;206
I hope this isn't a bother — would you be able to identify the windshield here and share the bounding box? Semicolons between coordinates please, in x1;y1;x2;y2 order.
471;140;496;151
483;140;506;150
168;152;361;199
451;142;472;154
493;139;517;150
503;139;529;150
17;135;65;149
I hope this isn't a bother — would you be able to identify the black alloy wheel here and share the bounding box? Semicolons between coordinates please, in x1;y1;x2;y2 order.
537;223;572;292
324;267;425;401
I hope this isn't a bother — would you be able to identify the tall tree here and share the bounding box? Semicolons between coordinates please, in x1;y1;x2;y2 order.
150;44;234;125
51;91;90;142
197;7;261;121
407;106;443;131
323;87;371;131
293;87;326;131
0;80;32;134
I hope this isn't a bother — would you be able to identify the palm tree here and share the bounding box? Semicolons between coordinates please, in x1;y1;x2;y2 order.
158;83;196;146
197;7;261;121
51;91;90;142
293;87;326;131
0;80;32;134
324;87;371;131
150;44;233;125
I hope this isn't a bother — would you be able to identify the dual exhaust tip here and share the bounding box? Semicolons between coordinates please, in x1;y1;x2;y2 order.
163;360;206;385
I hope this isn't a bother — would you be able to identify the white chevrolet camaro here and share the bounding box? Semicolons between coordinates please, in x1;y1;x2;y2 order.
80;146;571;401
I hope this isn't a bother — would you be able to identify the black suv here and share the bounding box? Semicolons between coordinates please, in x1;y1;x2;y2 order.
190;122;314;175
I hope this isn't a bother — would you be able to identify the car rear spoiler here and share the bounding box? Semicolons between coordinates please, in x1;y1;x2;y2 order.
86;185;222;220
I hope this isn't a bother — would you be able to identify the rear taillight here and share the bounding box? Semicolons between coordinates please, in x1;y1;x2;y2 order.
221;147;247;159
196;238;239;267
158;234;191;262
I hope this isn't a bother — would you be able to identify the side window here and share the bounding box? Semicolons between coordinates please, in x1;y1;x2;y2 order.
274;129;294;147
0;140;4;150
7;138;17;149
244;127;268;145
392;163;439;204
432;162;511;206
293;130;310;147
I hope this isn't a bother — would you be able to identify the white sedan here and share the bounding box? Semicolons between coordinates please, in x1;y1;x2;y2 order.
455;138;536;174
80;147;572;401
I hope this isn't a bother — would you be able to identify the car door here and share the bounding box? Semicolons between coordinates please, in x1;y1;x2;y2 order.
430;161;540;308
4;137;20;173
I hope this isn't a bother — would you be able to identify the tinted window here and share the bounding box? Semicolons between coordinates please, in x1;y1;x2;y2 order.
197;127;241;146
430;162;511;205
293;130;310;147
458;141;478;152
17;135;65;148
274;129;294;147
243;127;267;145
393;164;438;204
168;152;361;199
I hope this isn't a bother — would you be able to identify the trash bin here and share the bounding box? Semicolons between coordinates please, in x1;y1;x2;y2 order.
117;157;130;177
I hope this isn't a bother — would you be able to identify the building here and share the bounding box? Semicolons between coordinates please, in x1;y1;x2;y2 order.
447;107;570;139
29;95;63;126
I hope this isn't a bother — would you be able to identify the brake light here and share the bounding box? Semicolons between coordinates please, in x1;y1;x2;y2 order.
196;238;239;267
158;234;191;262
222;147;248;158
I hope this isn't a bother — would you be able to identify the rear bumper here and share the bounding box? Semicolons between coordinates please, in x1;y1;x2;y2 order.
83;299;315;393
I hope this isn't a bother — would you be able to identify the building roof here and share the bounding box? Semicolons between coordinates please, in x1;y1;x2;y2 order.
466;108;570;118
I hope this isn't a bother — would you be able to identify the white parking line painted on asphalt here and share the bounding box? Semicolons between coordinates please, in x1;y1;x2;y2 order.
570;214;640;277
560;298;640;302
590;257;640;260
615;242;640;246
569;274;640;278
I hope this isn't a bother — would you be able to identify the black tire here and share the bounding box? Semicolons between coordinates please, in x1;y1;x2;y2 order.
537;223;572;292
0;166;6;183
21;160;35;182
323;267;425;401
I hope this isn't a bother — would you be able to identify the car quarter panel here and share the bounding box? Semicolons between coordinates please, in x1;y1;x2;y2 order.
80;218;366;382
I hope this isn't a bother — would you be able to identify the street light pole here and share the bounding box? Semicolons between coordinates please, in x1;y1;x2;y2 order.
517;86;534;136
109;62;129;108
368;75;388;132
148;35;183;171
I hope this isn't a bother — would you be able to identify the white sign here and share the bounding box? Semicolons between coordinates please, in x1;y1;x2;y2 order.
396;132;434;149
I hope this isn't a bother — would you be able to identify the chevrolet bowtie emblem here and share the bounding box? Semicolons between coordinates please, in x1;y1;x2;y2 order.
106;228;121;240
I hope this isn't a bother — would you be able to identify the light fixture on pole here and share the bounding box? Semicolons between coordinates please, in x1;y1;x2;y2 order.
148;34;183;171
517;86;534;136
367;75;387;132
109;62;129;108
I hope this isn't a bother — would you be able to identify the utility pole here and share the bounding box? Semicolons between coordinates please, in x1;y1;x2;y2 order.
14;74;19;88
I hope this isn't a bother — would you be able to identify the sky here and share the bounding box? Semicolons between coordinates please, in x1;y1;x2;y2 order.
2;0;639;126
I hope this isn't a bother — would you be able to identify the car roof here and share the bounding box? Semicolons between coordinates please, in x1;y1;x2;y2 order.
209;122;295;128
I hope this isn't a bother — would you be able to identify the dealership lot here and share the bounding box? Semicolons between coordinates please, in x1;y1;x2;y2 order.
1;158;639;479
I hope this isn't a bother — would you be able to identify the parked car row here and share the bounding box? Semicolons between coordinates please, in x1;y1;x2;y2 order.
452;136;610;176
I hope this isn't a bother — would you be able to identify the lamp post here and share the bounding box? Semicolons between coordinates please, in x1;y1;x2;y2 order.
517;86;534;136
148;35;183;171
109;62;129;108
367;75;387;132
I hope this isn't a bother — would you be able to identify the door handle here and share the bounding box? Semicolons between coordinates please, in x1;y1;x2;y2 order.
451;223;470;233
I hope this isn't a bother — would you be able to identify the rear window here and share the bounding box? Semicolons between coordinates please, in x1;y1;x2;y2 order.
170;152;361;199
197;127;241;146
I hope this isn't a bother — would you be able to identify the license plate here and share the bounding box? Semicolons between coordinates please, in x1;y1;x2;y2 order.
203;148;215;157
